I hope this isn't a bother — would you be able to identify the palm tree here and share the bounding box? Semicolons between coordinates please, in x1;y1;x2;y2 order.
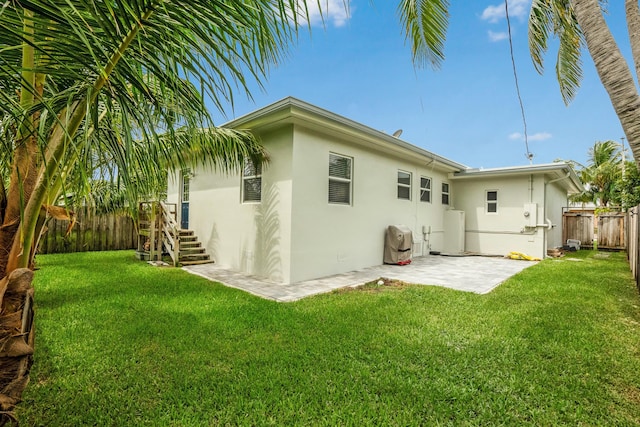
0;1;310;422
527;0;640;168
571;140;622;206
397;1;640;169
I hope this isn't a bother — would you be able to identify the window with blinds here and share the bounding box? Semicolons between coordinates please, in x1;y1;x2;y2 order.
328;153;352;205
420;176;431;203
242;160;262;203
397;170;412;200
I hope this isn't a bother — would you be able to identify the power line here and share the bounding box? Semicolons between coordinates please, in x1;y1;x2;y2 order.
505;1;533;163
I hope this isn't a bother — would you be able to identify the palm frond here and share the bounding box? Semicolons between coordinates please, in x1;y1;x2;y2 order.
398;0;449;69
528;0;584;105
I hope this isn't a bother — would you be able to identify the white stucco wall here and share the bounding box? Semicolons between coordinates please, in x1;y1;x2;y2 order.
452;174;548;259
287;126;452;283
167;127;295;282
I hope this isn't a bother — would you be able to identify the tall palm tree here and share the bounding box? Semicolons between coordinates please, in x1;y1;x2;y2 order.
0;1;309;422
398;1;640;169
571;140;622;206
528;0;640;167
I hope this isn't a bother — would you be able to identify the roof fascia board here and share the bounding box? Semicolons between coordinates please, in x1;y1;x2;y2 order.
450;163;583;193
223;97;467;173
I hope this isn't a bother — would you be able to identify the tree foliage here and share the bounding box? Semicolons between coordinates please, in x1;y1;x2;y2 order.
568;140;640;209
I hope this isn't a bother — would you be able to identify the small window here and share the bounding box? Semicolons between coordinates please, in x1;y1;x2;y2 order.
486;190;498;213
329;153;352;204
242;160;262;203
420;177;431;203
397;170;412;200
441;182;450;205
181;169;191;202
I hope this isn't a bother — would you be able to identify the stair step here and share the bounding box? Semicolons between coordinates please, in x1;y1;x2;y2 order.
179;236;198;242
180;241;201;248
180;253;210;261
180;247;206;255
180;259;215;266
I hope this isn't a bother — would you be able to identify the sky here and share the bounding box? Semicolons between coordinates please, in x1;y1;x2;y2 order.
209;0;631;169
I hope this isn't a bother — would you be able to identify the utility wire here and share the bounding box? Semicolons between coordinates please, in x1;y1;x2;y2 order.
505;1;533;163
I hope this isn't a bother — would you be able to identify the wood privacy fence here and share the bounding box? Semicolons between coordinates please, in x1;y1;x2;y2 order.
598;213;627;250
562;210;595;248
563;206;640;292
38;208;137;254
562;208;626;251
628;206;640;291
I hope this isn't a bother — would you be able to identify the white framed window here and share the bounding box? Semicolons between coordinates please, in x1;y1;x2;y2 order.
242;160;262;203
397;170;412;200
486;190;498;213
441;182;450;205
181;168;191;203
420;176;431;203
328;153;352;205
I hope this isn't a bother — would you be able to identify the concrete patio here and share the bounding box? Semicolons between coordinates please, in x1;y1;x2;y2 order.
183;254;538;302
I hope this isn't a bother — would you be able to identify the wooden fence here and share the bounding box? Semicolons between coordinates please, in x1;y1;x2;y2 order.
597;213;627;251
562;208;626;251
37;208;137;254
628;206;640;291
562;210;595;248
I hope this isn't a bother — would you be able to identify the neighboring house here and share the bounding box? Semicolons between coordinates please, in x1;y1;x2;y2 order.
167;97;582;284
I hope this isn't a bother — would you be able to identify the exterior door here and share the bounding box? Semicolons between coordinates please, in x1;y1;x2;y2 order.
180;169;190;229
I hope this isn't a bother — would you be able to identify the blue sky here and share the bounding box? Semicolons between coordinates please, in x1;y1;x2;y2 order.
210;1;630;169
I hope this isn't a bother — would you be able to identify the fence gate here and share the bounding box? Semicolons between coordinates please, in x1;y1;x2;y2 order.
562;211;595;248
598;213;627;251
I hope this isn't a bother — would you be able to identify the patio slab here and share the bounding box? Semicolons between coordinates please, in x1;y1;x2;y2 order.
183;255;537;302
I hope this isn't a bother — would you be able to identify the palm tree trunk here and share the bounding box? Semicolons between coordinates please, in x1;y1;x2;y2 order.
0;269;34;426
571;0;640;166
626;0;640;79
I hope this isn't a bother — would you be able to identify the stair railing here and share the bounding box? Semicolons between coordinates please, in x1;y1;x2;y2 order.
159;202;180;266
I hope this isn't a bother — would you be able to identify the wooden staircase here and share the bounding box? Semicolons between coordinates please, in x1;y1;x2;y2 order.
137;202;213;267
176;229;211;265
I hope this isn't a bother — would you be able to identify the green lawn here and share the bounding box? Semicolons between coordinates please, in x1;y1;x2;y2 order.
19;250;640;426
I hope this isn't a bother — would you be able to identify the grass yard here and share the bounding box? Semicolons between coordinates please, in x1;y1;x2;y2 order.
19;250;640;426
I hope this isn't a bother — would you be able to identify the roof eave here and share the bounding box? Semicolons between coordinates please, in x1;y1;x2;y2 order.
223;97;468;173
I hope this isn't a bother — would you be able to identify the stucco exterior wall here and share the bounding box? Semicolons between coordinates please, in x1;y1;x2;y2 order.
452;174;547;259
288;126;452;283
165;98;581;283
167;127;295;282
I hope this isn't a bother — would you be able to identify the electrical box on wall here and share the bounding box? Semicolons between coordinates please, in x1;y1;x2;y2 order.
523;203;537;227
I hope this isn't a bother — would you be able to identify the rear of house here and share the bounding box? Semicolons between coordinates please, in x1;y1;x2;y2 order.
451;164;582;260
167;98;582;284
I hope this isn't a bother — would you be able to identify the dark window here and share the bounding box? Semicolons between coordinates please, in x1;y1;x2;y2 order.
486;190;498;213
442;182;450;205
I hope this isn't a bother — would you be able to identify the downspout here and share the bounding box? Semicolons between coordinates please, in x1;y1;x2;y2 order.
541;172;572;256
